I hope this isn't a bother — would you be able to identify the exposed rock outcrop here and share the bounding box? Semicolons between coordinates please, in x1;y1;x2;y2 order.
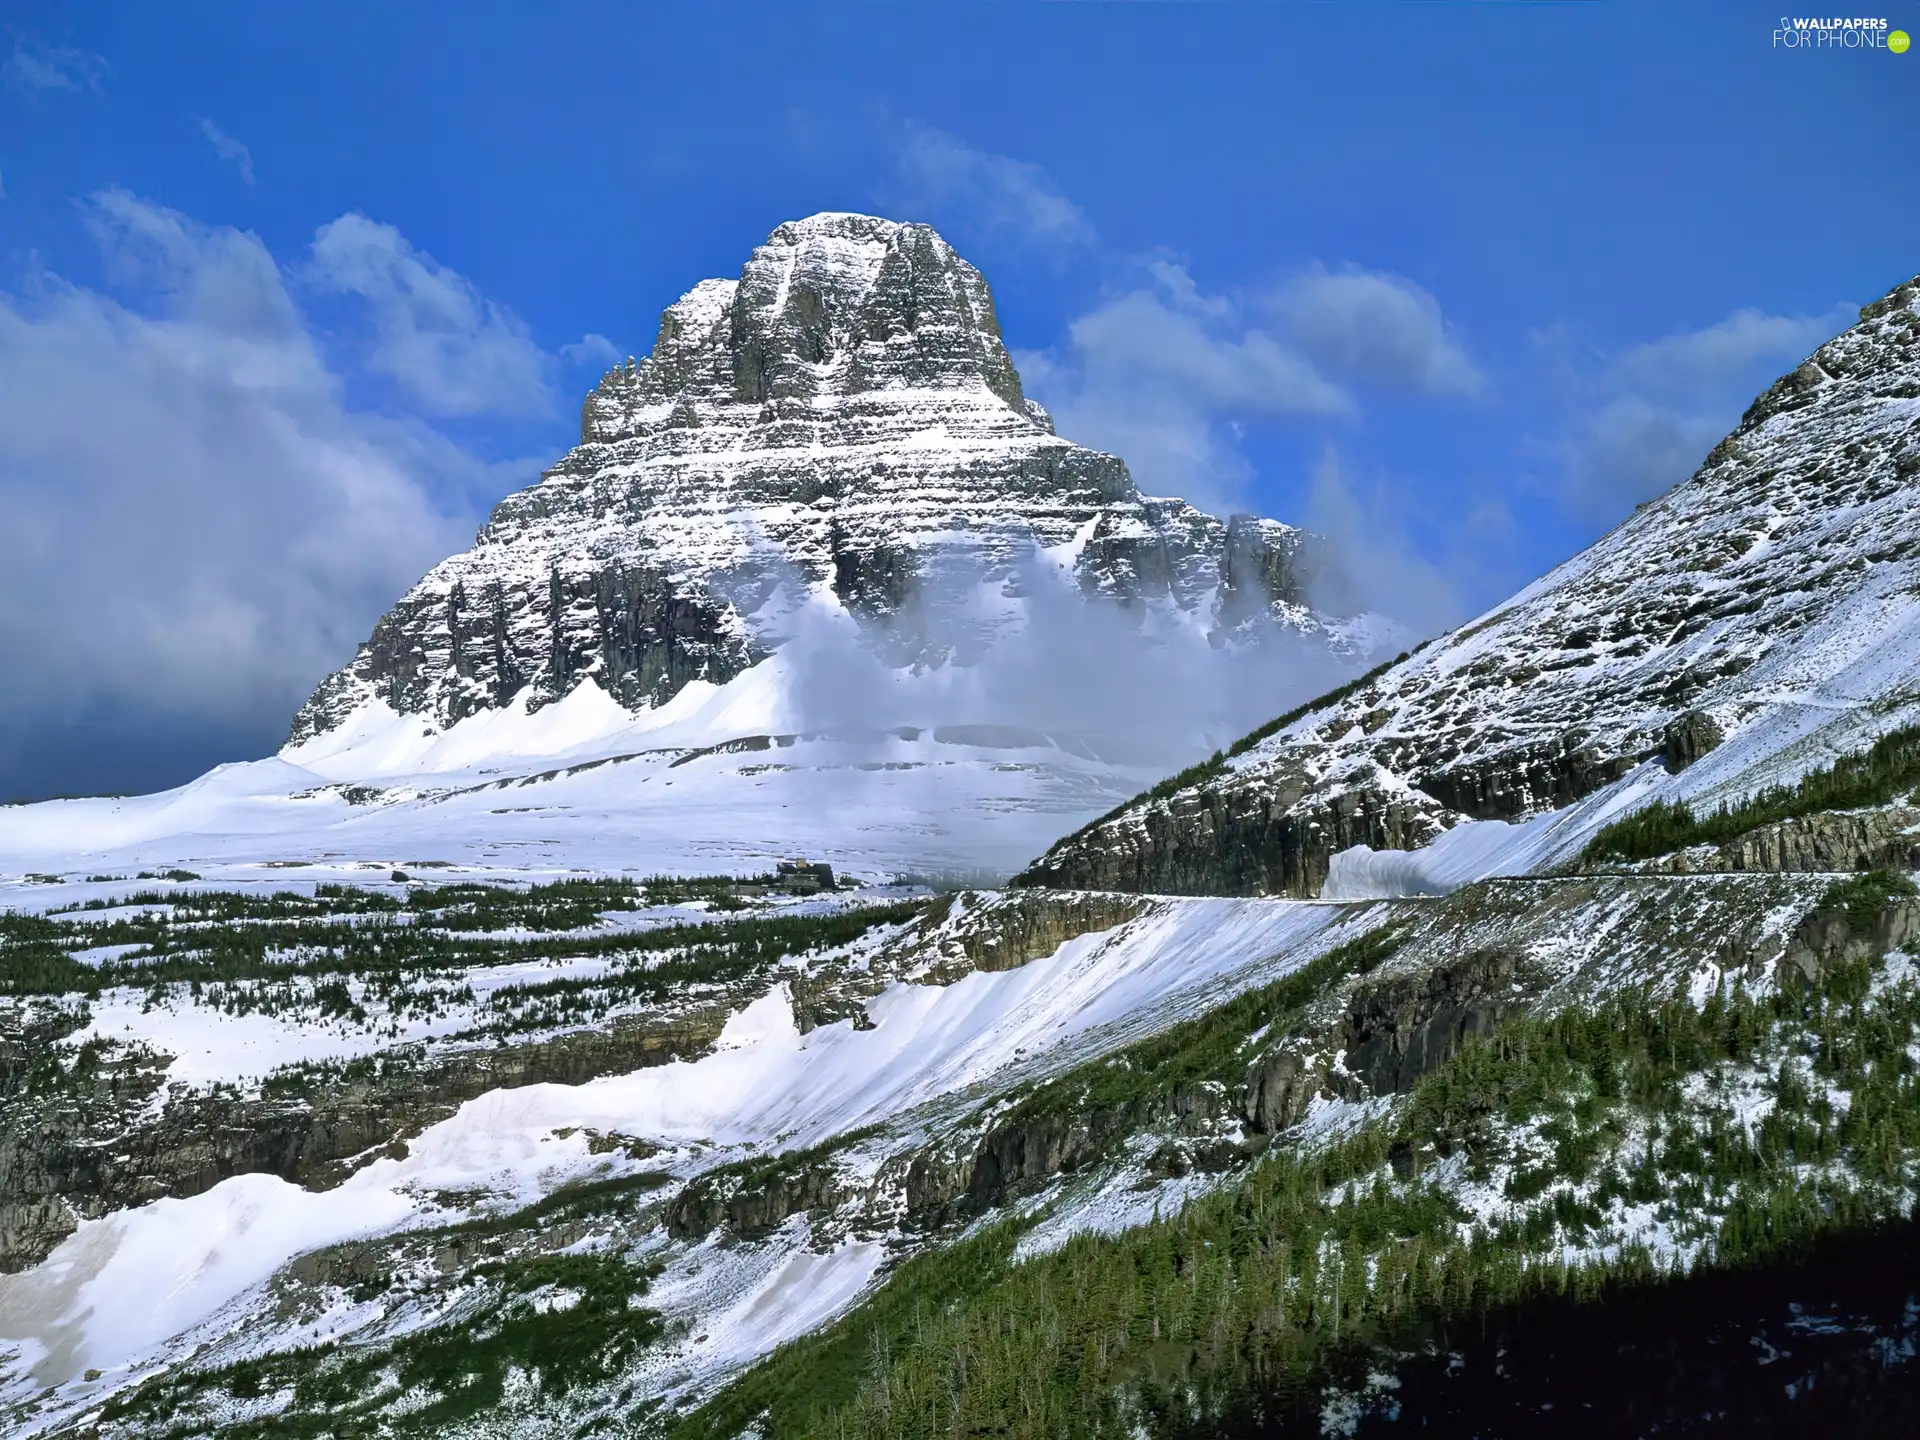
1780;890;1920;988
899;888;1153;978
901;1078;1238;1228
1336;946;1528;1096
1662;709;1726;773
665;1155;845;1242
0;1004;731;1274
1243;1046;1323;1134
1640;806;1920;877
1018;759;1451;898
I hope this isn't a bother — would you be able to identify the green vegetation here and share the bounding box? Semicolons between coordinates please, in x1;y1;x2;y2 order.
406;874;788;931
1582;722;1920;863
31;867;1920;1438
102;1250;664;1437
1820;867;1918;932
696;1125;884;1198
0;911;98;993
1;880;922;1025
1035;652;1411;860
20;826;1920;1438
448;1168;676;1240
676;898;1920;1439
475;903;923;1035
679;1133;1465;1440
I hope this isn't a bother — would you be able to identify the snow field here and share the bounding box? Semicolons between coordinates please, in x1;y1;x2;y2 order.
0;663;1177;888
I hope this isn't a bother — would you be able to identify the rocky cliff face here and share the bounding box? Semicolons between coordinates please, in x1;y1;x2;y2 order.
1019;274;1920;895
289;214;1357;744
0;1003;733;1274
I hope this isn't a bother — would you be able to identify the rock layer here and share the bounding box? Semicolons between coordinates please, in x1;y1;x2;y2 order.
0;1005;729;1274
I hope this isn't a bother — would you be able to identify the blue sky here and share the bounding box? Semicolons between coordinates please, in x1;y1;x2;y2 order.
0;1;1914;801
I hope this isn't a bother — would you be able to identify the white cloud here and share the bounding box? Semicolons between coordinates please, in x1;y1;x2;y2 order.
0;192;477;747
889;122;1097;251
85;187;305;346
559;332;622;369
1549;304;1853;517
1268;265;1486;398
1607;306;1846;397
198;118;255;187
1015;260;1349;514
308;214;554;418
2;43;108;95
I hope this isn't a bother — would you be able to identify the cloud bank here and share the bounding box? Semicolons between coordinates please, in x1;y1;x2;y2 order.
308;215;560;419
1016;257;1480;523
1267;265;1486;399
0;193;567;796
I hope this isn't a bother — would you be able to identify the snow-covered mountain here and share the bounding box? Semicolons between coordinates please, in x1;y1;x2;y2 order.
291;212;1375;745
0;213;1391;888
1020;272;1920;897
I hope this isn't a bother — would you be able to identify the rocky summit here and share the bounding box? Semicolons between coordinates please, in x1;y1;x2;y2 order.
289;213;1362;746
1018;273;1920;897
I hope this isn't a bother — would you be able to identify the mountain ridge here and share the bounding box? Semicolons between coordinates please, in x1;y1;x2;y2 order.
1016;272;1920;897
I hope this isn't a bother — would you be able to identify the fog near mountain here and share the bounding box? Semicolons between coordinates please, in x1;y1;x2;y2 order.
764;540;1377;763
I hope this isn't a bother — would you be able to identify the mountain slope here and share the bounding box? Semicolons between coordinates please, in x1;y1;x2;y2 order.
12;862;1920;1437
1018;274;1920;897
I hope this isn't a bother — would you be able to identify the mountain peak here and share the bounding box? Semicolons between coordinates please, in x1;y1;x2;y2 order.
581;212;1025;449
288;215;1375;746
766;209;910;244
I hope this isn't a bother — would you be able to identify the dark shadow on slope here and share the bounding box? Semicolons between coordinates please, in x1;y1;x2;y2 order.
1155;1219;1920;1439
